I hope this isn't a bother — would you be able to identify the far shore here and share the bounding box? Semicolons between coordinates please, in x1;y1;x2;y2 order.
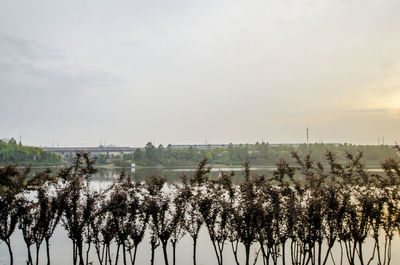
1;162;385;171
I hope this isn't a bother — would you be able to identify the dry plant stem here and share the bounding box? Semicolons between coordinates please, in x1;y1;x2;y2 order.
366;241;376;265
387;237;392;265
26;245;33;265
72;241;76;265
252;247;261;265
245;243;251;265
322;239;336;265
107;245;112;265
104;246;108;265
281;241;286;265
219;242;224;265
357;241;366;265
122;244;127;265
114;244;120;265
192;237;198;265
133;245;138;265
128;246;138;265
162;241;169;265
94;243;103;265
290;241;295;265
210;236;221;264
78;241;85;265
318;241;322;265
329;249;336;265
35;245;40;265
86;240;91;265
45;238;51;265
6;239;14;265
171;240;177;265
101;244;105;265
150;238;158;265
231;241;240;265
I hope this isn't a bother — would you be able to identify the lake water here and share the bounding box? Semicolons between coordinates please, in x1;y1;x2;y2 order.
96;166;385;183
1;167;398;265
95;166;276;183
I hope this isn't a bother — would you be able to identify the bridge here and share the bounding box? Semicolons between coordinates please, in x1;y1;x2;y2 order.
41;142;345;155
41;146;137;155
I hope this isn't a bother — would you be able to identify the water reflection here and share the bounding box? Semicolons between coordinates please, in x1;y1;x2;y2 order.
95;166;385;184
95;166;275;184
2;221;399;265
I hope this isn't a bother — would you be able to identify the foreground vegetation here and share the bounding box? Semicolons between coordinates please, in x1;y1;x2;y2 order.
1;147;400;265
95;142;399;167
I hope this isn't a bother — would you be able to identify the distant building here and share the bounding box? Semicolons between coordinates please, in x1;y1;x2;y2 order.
1;138;11;143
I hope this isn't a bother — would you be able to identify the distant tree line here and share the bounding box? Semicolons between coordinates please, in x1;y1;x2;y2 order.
0;139;61;165
96;142;399;167
1;147;400;265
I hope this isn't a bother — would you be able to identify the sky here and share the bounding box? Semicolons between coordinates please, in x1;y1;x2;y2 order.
1;0;400;147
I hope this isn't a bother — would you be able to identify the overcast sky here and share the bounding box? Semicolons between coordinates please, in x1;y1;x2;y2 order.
1;0;400;147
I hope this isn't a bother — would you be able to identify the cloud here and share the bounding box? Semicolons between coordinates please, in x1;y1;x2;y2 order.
0;33;123;95
0;32;124;138
0;32;62;61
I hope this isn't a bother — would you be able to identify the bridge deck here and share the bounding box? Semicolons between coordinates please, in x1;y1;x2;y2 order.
41;147;137;153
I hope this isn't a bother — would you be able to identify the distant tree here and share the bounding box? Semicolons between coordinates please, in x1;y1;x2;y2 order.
145;142;158;165
133;149;143;164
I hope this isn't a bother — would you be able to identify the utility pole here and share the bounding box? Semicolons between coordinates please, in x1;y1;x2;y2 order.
306;127;309;144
